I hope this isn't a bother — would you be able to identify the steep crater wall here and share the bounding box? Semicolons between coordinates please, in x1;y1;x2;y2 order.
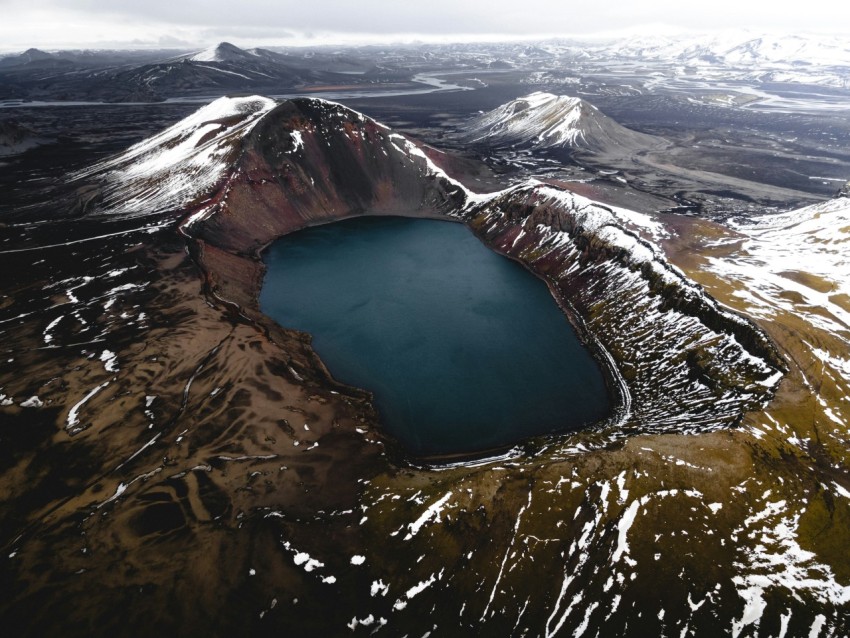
464;185;785;436
194;99;467;255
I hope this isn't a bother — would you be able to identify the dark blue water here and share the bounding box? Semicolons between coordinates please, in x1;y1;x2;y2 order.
260;216;610;457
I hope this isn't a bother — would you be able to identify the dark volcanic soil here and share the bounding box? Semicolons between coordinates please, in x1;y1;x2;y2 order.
1;93;848;637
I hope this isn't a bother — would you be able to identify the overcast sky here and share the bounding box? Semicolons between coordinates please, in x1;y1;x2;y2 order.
1;0;848;51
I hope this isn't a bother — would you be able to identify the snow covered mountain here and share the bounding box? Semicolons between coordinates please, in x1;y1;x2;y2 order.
72;95;277;217
582;32;850;68
112;42;317;98
0;48;52;65
0;41;353;103
187;41;261;63
71;95;473;230
466;92;662;154
516;31;850;87
0;47;73;70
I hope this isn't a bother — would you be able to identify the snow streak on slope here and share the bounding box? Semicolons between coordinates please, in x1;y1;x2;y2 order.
384;131;492;210
356;461;850;637
74;95;275;219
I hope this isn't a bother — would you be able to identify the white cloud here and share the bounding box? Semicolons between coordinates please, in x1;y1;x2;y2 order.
0;0;848;51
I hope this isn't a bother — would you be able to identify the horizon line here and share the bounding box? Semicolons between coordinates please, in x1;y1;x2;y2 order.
3;26;850;55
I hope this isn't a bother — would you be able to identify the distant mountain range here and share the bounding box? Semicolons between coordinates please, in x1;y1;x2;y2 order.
583;32;850;68
542;32;850;87
0;48;67;68
1;32;849;103
0;41;371;103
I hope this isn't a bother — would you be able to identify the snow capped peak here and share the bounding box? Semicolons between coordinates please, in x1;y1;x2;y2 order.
189;42;255;63
518;91;582;109
74;95;277;218
0;47;58;66
21;48;54;61
71;93;473;224
502;91;585;114
467;92;658;154
512;92;593;121
468;92;593;148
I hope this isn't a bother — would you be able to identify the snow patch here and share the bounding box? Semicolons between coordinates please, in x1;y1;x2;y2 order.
403;491;453;540
66;381;110;431
20;396;43;408
99;350;119;373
